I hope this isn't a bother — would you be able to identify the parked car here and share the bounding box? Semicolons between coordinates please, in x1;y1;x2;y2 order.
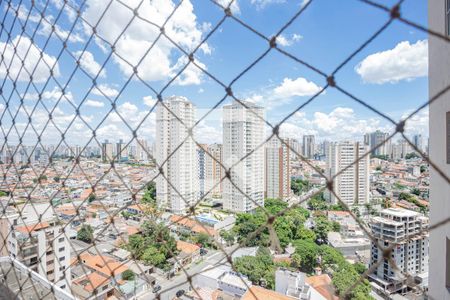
152;285;161;293
176;289;185;297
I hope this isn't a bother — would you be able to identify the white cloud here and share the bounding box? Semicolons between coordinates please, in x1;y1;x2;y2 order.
216;0;240;14
82;0;210;85
401;109;429;136
273;77;323;98
143;96;157;107
92;84;119;98
0;36;60;83
84;99;105;108
279;106;391;141
74;51;106;78
355;40;428;84
22;86;73;103
276;33;302;47
300;0;311;8
38;21;85;43
243;77;323;109
251;0;286;9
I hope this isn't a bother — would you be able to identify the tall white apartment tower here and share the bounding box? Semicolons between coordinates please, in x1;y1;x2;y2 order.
326;141;369;206
369;208;429;295
156;96;199;213
302;135;315;159
265;137;291;200
429;1;450;298
223;100;265;213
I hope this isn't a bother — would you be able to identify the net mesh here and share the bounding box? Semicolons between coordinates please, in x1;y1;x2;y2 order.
0;0;448;299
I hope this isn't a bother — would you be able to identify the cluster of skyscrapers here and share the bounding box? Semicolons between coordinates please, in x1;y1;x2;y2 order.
154;97;295;214
153;96;410;213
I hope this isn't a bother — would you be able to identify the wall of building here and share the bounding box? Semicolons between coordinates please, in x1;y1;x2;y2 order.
429;1;450;299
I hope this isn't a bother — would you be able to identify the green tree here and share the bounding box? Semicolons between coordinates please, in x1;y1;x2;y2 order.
353;262;367;275
53;176;60;183
420;165;426;173
220;230;235;246
398;192;415;202
122;270;135;281
292;240;319;273
142;246;166;266
313;216;334;243
77;224;94;243
126;221;178;269
291;253;302;269
291;179;310;195
333;264;372;299
234;247;275;289
141;182;157;206
194;232;215;249
405;152;419;160
295;227;316;242
411;188;421;196
88;193;96;203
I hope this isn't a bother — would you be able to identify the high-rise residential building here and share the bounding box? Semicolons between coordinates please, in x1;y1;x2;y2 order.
302;135;315;159
197;144;207;198
365;130;391;156
5;218;71;291
116;139;127;162
223;100;264;213
156;96;198;213
326;141;369;206
204;143;223;198
428;2;450;298
413;134;424;153
135;139;149;161
101;140;113;162
369;208;429;295
265;137;291;200
286;138;301;160
391;139;413;160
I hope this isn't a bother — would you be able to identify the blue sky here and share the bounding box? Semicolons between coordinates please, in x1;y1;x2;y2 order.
0;0;429;146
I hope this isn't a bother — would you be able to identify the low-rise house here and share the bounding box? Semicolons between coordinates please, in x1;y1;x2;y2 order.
241;286;292;300
172;240;201;272
305;274;339;300
170;215;217;238
192;264;252;298
275;269;327;300
327;232;371;261
72;272;113;300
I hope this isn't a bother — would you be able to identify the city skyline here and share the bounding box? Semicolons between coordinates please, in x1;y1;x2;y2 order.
0;1;429;147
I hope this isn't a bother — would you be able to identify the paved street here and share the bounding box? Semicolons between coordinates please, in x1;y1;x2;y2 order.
136;249;229;300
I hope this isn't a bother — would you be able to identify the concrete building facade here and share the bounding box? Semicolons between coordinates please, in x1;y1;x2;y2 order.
156;96;199;213
223;100;265;213
326;141;370;206
369;208;428;296
265;137;291;200
428;1;450;298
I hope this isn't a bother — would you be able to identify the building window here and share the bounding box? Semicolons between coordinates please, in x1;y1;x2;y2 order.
447;112;450;164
